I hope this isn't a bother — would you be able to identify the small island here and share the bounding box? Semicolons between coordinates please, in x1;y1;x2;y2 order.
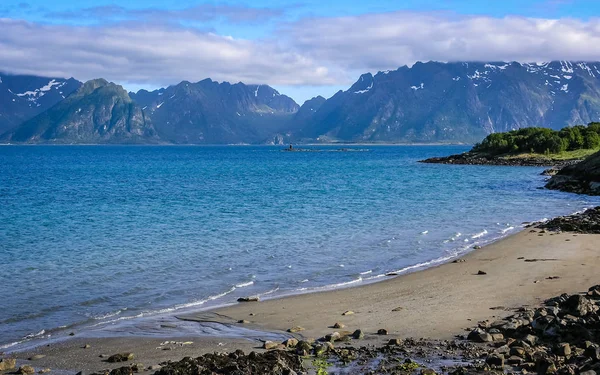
420;124;600;168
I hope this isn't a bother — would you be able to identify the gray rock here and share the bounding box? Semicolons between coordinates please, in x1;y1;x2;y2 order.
486;354;504;367
467;328;493;343
352;329;364;339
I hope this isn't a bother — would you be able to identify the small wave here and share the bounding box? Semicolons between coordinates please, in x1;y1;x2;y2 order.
92;310;122;320
339;264;345;267
359;270;372;275
0;340;24;350
500;226;515;234
23;330;45;339
258;287;279;297
471;230;488;239
299;279;309;283
421;230;429;235
235;281;254;288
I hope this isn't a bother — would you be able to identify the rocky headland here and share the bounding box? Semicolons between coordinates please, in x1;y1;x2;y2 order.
546;151;600;195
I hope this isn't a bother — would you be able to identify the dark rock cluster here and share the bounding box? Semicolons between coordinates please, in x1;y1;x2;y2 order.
463;286;600;375
420;152;579;168
546;151;600;196
538;207;600;234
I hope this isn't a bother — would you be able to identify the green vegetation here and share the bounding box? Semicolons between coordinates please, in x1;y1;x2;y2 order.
472;123;600;156
312;358;332;375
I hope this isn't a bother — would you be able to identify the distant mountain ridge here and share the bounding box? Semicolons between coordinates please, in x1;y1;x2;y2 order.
4;61;600;144
291;61;600;143
0;72;81;134
130;79;299;144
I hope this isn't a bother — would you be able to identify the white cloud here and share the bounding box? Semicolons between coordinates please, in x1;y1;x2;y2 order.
286;12;600;72
3;12;600;91
0;18;340;87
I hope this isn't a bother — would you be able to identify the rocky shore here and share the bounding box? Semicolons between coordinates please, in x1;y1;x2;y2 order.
546;151;600;195
32;284;600;375
420;152;580;168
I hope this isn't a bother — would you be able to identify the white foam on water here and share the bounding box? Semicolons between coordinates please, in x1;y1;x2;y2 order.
359;270;372;275
471;230;488;239
235;281;254;288
500;226;515;234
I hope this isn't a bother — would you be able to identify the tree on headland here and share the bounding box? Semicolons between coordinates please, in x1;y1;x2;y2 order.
472;123;600;156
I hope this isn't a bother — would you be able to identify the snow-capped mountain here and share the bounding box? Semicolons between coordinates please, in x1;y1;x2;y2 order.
291;61;600;143
0;73;81;134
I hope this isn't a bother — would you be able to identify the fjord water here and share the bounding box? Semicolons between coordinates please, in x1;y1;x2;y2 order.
1;145;598;349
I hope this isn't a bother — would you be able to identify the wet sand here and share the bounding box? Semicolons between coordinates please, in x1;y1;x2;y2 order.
11;228;600;374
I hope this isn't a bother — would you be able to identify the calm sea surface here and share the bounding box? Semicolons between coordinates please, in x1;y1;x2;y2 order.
1;145;598;349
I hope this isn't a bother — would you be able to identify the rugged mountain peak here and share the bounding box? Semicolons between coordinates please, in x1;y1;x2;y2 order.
1;79;157;144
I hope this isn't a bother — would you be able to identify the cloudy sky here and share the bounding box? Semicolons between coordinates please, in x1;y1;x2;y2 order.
0;0;598;103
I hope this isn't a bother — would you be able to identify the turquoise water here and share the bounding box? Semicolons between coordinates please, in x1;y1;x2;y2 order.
1;145;598;349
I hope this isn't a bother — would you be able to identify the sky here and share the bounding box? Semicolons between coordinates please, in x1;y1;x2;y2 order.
1;0;599;103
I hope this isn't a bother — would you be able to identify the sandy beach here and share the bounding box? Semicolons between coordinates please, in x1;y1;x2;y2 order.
10;226;599;374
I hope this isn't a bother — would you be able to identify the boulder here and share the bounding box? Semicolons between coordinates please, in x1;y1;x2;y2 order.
0;358;16;371
17;365;36;375
352;329;364;339
563;295;596;316
377;329;388;335
283;338;299;348
107;353;135;363
263;341;278;350
467;328;493;343
287;326;305;333
388;338;403;346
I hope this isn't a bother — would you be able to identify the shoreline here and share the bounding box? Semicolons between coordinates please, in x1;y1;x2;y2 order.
0;216;543;353
8;214;600;373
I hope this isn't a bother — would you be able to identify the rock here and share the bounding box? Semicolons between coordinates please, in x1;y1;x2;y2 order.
563;294;596;316
147;365;162;371
0;358;17;371
388;338;402;346
477;270;487;275
453;259;466;263
263;341;278;350
18;365;36;375
585;346;600;361
131;363;144;372
283;338;298;348
332;322;345;329
473;245;482;249
237;296;259;302
287;326;305;333
83;344;91;349
491;333;504;341
523;334;538;346
507;356;524;365
421;368;437;375
342;311;354;316
377;329;388;335
237;320;250;324
314;344;330;356
324;332;340;342
392;306;404;311
510;347;526;357
556;343;571;357
352;329;364;339
39;369;51;373
486;354;504;367
29;355;46;360
107;353;135;363
467;328;493;343
295;341;312;355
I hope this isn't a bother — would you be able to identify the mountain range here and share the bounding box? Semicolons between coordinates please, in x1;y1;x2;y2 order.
3;61;600;144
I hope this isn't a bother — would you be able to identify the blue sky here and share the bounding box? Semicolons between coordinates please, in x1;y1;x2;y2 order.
0;0;598;103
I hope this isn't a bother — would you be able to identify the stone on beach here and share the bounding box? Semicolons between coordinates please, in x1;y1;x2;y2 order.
263;341;278;350
332;322;345;329
0;358;16;371
107;353;135;363
287;326;305;333
351;329;364;339
237;296;259;302
17;365;35;375
341;310;354;316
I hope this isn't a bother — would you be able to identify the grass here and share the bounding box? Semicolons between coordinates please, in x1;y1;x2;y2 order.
500;148;600;161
